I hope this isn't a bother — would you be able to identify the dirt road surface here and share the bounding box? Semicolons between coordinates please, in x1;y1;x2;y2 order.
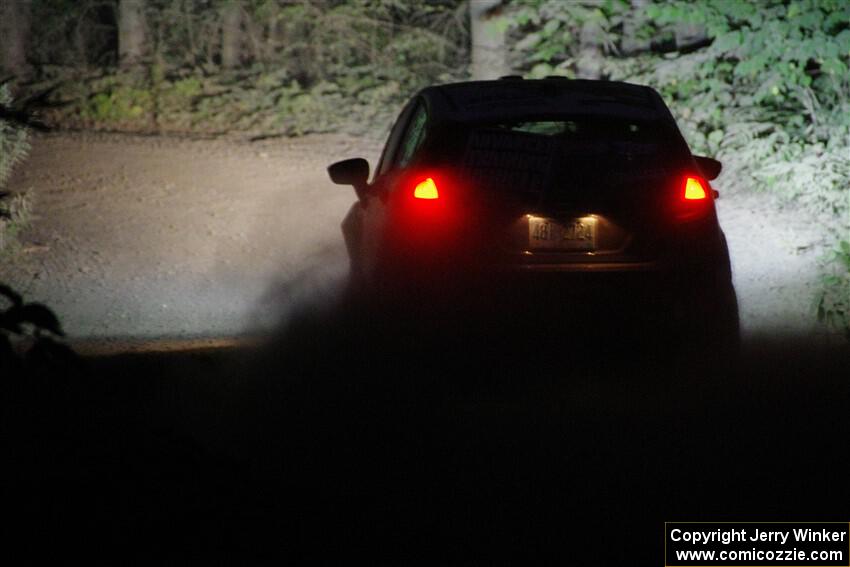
0;132;837;345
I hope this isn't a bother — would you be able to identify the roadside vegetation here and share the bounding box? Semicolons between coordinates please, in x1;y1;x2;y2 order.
1;84;71;372
1;0;847;336
0;83;32;259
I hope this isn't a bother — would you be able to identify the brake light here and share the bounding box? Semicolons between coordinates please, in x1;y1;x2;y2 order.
683;176;707;200
673;175;712;222
414;177;439;199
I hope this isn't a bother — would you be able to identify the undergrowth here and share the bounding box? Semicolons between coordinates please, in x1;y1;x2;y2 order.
0;192;32;260
0;83;32;258
0;84;30;187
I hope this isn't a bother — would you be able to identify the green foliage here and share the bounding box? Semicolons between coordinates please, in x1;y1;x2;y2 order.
509;0;629;77
0;84;32;256
816;241;850;338
61;73;153;128
636;0;849;139
171;76;202;99
82;84;152;125
0;192;32;258
506;0;850;337
0;84;30;189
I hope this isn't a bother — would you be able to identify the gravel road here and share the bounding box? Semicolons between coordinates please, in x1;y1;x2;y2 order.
0;132;838;345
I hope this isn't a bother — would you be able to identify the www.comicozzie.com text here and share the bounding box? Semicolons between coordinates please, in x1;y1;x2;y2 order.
673;548;844;563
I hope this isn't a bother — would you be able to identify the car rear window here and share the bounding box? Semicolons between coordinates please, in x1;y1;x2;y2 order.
460;117;683;194
443;82;656;112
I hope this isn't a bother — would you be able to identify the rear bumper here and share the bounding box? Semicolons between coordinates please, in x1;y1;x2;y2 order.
500;260;659;273
374;226;734;316
379;260;725;313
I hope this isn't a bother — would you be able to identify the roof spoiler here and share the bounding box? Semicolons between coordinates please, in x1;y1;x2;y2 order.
498;75;571;81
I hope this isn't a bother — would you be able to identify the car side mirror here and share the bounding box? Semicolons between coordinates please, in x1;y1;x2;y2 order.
328;158;370;200
694;156;722;181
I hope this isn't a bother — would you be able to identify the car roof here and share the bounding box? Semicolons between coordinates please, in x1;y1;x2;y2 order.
418;78;669;124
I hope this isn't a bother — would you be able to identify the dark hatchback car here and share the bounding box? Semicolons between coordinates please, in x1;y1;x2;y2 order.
329;78;739;350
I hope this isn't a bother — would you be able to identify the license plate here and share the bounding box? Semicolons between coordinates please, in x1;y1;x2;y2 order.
528;216;597;250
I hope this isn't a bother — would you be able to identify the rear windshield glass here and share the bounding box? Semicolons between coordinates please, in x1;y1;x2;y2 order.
460;117;683;194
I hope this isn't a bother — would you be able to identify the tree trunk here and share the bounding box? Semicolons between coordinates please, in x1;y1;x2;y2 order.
0;0;32;77
118;0;147;68
576;19;603;79
469;0;509;80
221;1;243;70
622;0;650;55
